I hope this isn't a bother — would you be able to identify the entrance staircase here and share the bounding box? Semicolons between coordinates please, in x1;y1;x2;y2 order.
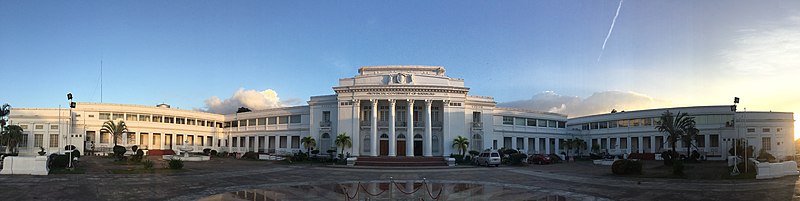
354;156;447;167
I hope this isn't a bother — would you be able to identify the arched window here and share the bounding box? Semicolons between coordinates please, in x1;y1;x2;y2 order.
397;134;406;139
432;135;440;153
414;134;422;140
380;134;389;139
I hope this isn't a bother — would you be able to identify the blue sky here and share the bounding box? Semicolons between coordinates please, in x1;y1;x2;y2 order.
2;1;799;134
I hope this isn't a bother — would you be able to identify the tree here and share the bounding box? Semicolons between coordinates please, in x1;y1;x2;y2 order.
655;110;696;161
452;136;469;158
0;125;23;153
301;136;316;160
236;107;252;113
681;125;699;160
573;138;587;156
560;138;575;156
101;120;128;146
101;120;128;160
334;132;352;159
0;104;9;139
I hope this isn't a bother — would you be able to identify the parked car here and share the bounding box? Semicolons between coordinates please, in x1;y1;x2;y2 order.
475;150;501;167
527;154;553;165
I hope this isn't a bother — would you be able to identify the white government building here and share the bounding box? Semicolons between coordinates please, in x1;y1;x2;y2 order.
5;66;796;160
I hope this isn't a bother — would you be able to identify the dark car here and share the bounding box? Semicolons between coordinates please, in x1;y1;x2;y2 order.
527;154;553;165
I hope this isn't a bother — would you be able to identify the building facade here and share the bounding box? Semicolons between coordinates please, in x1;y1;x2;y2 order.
5;66;795;160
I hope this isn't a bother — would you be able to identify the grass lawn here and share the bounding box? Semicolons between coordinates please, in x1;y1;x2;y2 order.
50;167;87;174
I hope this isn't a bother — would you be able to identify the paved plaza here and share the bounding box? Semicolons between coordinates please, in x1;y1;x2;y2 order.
0;157;798;200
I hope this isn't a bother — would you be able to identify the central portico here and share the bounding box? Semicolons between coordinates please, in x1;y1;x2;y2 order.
334;66;470;157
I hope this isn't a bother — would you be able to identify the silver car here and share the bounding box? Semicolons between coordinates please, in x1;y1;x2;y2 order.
475;150;501;167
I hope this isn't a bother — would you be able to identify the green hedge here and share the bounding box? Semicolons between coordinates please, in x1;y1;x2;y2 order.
611;159;642;175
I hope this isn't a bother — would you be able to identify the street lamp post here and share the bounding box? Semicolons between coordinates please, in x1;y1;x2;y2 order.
67;93;75;169
731;97;740;176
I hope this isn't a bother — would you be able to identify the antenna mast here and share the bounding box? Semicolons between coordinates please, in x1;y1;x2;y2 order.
100;60;103;103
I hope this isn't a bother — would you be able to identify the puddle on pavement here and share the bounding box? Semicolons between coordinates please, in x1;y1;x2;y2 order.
199;181;585;201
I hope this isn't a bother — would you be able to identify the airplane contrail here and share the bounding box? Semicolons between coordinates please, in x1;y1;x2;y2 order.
598;0;624;62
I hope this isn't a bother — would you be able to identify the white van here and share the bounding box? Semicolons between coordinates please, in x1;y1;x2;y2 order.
475;150;501;167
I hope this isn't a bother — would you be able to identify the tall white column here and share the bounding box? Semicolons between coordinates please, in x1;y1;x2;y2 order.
370;99;378;157
533;137;539;154
511;137;518;150
406;100;415;157
650;136;656;153
388;99;397;157
423;100;433;157
638;137;644;153
253;136;259;153
160;133;166;150
352;100;360;156
704;134;710;153
626;136;632;153
244;135;250;152
545;137;551;154
554;138;559;154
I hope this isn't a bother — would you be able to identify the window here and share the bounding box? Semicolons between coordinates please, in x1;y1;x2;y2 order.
472;112;481;122
696;135;705;147
164;116;174;124
527;119;537;126
232;121;239;127
176;135;183;145
126;114;137;121
34;134;44;147
514;118;526;126
582;124;589;130
747;128;755;133
19;135;28;147
599;121;608;129
176;117;186;124
99;112;111;120
152;115;162;122
188;119;196;125
139;114;151;122
112;113;124;120
762;128;770;132
643;118;652;126
291;136;300;148
100;131;109;143
618;120;628;127
762;137;771;150
49;134;59;147
247;119;255;126
710;134;719;147
609;120;618;128
502;116;513;125
258;118;266;125
232;137;238;147
279;116;289;124
35;125;44;130
50;125;59;130
323;111;331;122
548;120;557;128
290;115;301;123
632;119;641;127
199;120;206;126
537;119;547;127
777;128;782;132
280;136;288;148
140;133;149;146
127;133;136;144
268;117;277;125
20;125;28;130
590;122;599;130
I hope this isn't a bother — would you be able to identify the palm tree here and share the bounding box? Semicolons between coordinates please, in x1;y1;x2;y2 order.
301;136;316;156
101;120;127;146
560;138;575;156
655;110;695;159
573;138;587;156
0;104;10;136
452;136;469;158
334;132;352;158
1;125;23;154
682;125;699;158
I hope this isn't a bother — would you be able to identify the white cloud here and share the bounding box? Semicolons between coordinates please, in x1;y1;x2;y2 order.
499;91;671;117
202;88;285;114
720;16;800;76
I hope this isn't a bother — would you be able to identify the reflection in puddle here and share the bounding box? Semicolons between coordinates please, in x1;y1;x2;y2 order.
200;180;574;201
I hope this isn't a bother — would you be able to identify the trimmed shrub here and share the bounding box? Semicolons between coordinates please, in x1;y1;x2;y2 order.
210;150;218;157
48;154;70;168
218;151;228;157
203;148;212;156
311;150;320;155
757;149;776;162
507;153;528;166
130;149;145;162
611;160;643;175
142;160;154;170
468;150;480;157
662;150;677;166
71;150;81;158
113;145;127;160
242;151;258;160
167;159;184;169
